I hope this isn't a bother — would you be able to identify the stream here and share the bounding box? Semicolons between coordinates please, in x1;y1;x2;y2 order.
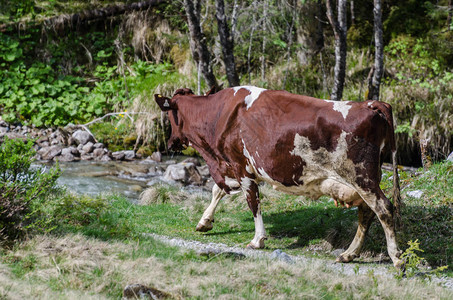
36;156;206;201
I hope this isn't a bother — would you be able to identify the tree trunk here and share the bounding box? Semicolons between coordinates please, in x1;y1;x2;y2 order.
184;0;219;91
215;0;240;87
326;0;347;101
368;0;384;100
261;0;268;82
350;0;355;26
448;0;452;31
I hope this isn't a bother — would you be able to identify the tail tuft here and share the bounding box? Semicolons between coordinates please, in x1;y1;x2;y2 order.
392;151;402;227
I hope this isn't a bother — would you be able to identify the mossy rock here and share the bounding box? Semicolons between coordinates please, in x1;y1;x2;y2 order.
181;146;199;157
136;146;155;158
123;135;137;147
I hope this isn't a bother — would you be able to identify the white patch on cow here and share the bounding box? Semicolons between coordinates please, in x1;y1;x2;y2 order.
250;203;266;248
283;130;364;200
323;99;352;120
240;176;252;194
379;141;386;156
242;139;257;168
225;176;240;190
233;86;267;110
246;164;253;174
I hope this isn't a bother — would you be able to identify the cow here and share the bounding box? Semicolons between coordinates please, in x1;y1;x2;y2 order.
154;86;403;268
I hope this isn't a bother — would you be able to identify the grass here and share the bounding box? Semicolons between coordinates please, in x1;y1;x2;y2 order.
1;234;452;299
132;161;452;271
0;162;451;298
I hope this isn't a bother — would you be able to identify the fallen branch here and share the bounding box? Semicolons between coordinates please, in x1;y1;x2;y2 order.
66;111;156;143
1;0;166;33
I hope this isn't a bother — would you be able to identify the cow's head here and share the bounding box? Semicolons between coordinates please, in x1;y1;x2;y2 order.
154;89;195;151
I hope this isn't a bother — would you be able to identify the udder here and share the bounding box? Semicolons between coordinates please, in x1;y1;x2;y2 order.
320;179;363;208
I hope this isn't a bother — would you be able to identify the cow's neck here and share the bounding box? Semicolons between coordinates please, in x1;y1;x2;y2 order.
178;96;223;159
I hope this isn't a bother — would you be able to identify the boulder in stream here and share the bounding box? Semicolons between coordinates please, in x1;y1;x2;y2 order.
163;162;204;185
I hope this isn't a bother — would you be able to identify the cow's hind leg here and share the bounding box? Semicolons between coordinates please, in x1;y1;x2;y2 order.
196;184;226;232
243;180;267;249
337;202;375;263
357;189;403;268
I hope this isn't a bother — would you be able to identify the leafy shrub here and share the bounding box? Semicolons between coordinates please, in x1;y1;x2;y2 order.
0;138;60;244
0;32;179;128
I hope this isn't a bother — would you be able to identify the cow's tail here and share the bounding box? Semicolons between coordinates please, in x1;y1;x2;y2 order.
371;101;402;225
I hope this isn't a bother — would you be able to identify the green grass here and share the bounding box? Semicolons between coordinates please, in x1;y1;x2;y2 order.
0;162;452;298
46;162;452;271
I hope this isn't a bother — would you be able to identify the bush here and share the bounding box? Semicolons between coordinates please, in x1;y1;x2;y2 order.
0;138;60;244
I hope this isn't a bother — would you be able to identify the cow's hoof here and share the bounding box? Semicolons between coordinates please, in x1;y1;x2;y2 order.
195;221;213;232
246;237;266;249
336;253;357;263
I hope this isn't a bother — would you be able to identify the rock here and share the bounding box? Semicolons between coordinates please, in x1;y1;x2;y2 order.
112;151;126;161
93;148;106;158
72;130;95;146
447;151;453;162
37;145;62;161
67;136;77;146
122;284;171;299
50;138;60;145
270;249;293;264
148;165;164;176
182;157;201;166
129;185;143;192
81;153;93;161
77;144;84;151
163;162;204;185
56;152;75;162
62;147;79;157
124;150;135;161
82;142;94;153
4;132;27;141
117;163;151;175
93;142;105;149
197;165;211;177
407;190;424;199
101;154;112;161
150;151;162;162
0;126;9;136
331;248;345;257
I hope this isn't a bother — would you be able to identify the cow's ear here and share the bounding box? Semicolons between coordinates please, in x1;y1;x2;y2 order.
154;94;175;111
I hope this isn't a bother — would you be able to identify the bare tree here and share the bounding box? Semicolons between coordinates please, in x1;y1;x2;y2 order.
261;0;269;82
183;0;219;91
350;0;355;26
215;0;240;87
326;0;347;101
368;0;384;100
448;0;452;31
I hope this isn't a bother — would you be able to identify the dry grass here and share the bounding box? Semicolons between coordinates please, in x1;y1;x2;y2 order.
1;234;452;299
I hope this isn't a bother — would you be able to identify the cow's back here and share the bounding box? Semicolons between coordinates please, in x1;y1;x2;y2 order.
213;88;392;199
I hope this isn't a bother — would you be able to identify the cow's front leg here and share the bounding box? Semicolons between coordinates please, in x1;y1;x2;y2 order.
337;202;375;263
196;184;226;232
243;180;267;249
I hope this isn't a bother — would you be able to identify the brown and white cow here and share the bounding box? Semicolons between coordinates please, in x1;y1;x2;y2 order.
155;86;403;267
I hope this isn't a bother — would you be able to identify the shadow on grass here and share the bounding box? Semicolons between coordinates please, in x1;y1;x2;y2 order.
256;203;452;268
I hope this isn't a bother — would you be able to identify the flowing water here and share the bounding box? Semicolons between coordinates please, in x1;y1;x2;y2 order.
36;156;192;201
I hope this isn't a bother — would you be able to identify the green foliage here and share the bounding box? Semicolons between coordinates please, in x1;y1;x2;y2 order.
0;32;178;127
0;138;60;244
395;239;448;279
